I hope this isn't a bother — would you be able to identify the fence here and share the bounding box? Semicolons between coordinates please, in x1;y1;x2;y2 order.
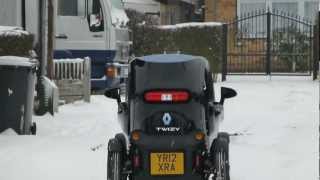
53;57;91;103
222;9;316;80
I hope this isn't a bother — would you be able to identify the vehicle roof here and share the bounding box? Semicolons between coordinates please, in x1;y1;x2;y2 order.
138;54;203;63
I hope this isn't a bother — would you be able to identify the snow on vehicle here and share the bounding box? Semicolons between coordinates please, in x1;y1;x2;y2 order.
105;54;237;180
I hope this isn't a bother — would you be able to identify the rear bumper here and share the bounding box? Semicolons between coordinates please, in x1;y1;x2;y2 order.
130;131;206;180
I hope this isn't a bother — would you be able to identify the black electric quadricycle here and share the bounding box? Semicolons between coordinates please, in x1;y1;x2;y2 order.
105;54;237;180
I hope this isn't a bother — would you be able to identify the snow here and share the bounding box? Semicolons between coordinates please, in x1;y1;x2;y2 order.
0;26;29;37
217;76;318;180
54;58;85;63
0;76;318;180
159;22;223;30
110;0;129;27
0;56;35;67
1;129;18;136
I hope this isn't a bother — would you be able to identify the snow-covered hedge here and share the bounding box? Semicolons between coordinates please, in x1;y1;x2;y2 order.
0;26;34;57
131;22;224;73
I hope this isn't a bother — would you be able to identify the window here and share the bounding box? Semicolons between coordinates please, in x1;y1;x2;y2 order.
272;2;298;31
58;0;85;16
86;0;104;32
240;2;265;15
58;0;78;16
304;1;319;22
239;3;266;38
272;2;298;15
87;0;103;15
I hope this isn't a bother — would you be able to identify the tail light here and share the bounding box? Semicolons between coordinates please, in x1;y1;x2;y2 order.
193;150;204;172
106;66;118;78
144;90;190;103
132;148;141;169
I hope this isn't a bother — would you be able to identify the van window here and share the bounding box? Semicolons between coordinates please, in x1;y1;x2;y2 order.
86;0;104;32
58;0;85;16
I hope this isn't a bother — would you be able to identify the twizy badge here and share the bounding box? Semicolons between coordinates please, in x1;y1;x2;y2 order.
156;113;180;132
162;113;172;125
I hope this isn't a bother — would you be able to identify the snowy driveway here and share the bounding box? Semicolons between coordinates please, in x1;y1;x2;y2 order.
217;76;318;180
0;76;318;180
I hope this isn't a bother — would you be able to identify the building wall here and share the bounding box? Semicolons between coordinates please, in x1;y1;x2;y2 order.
205;0;237;22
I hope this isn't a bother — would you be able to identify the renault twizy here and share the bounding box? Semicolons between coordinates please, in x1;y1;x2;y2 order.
105;54;237;180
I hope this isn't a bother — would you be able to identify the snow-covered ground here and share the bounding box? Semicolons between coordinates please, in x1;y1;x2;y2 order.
0;76;318;180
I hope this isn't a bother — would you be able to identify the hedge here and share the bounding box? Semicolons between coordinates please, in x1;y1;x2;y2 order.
130;23;224;74
0;29;34;57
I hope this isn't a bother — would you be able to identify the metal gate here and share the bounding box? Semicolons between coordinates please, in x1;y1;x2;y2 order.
225;9;314;75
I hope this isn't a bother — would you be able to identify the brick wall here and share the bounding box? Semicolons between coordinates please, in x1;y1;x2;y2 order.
205;0;236;22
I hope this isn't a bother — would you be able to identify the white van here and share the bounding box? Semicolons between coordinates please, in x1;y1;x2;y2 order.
0;0;131;90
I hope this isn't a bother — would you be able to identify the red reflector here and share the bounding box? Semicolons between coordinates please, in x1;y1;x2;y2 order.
144;91;190;103
133;155;140;168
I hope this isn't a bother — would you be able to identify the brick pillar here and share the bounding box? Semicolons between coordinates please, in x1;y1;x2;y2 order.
205;0;237;23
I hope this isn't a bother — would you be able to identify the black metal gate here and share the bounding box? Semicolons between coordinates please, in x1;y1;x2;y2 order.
225;9;314;76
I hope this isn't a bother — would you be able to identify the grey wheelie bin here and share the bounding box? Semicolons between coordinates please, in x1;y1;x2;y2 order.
0;56;37;135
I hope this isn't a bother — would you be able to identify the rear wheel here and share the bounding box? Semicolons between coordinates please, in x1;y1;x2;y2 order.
211;133;230;180
107;134;127;180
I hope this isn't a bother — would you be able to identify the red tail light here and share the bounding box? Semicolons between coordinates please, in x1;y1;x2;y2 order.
133;155;140;168
144;90;190;103
193;150;204;172
132;149;141;169
195;154;201;168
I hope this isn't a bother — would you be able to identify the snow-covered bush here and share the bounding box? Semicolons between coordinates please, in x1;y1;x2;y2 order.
0;26;34;57
131;22;224;73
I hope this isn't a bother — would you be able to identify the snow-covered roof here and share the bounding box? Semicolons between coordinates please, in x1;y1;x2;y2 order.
0;56;35;67
0;26;29;37
158;22;223;30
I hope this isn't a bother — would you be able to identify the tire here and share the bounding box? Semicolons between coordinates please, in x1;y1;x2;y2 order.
107;135;127;180
210;133;230;180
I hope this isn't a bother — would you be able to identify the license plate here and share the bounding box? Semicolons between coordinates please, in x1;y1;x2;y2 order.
150;152;184;175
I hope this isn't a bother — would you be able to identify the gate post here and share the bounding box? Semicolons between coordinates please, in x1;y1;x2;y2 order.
222;24;228;81
266;10;272;75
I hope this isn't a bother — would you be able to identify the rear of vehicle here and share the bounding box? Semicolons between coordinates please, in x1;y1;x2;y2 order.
107;54;236;180
126;55;213;180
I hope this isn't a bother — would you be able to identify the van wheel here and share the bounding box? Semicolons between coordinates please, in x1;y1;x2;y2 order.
107;135;127;180
210;133;230;180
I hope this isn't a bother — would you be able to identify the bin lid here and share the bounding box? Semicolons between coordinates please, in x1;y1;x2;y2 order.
0;56;36;68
